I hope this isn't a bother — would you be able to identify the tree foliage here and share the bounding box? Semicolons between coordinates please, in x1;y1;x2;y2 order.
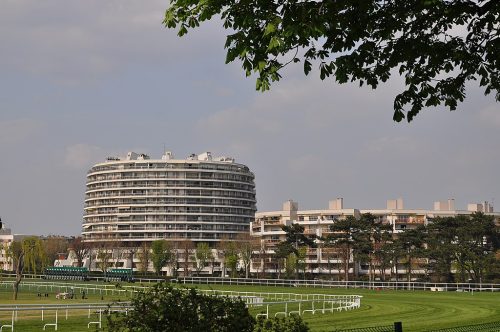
450;213;499;282
237;233;258;278
137;242;152;275
282;224;316;253
268;212;498;282
217;239;239;277
426;216;461;282
107;283;310;332
151;240;174;276
194;242;213;276
7;237;46;300
395;227;426;282
165;0;499;122
107;283;255;332
43;236;69;266
69;236;90;268
325;215;369;281
21;236;46;276
254;315;309;332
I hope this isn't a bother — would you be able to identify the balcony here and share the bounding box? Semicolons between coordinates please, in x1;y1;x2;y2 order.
395;216;425;224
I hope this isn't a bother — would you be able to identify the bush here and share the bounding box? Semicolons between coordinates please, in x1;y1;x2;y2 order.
106;282;310;332
106;283;255;332
254;315;310;332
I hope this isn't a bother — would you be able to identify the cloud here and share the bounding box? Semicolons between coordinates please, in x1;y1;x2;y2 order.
63;144;105;170
0;0;226;84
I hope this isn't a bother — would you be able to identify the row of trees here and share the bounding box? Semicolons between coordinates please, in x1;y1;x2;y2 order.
5;212;498;300
143;234;256;278
274;213;499;283
6;236;66;299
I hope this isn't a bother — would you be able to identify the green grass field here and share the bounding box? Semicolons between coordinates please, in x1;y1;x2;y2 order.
0;281;498;331
191;284;500;331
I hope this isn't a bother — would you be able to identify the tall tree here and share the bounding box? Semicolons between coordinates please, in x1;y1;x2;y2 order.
43;236;69;266
194;242;212;276
180;240;195;277
110;242;126;268
7;237;46;300
280;223;317;279
274;241;294;279
151;240;173;276
281;224;316;254
374;241;396;282
96;242;113;275
365;214;392;283
325;216;369;281
236;233;258;279
70;237;91;268
22;236;46;276
224;242;240;278
426;216;460;282
253;240;270;279
170;242;182;278
395;227;426;283
165;0;499;122
456;212;499;282
8;241;24;300
296;246;307;279
137;242;151;275
284;252;297;279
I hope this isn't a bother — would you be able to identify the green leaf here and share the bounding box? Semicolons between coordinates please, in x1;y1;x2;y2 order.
304;60;312;75
264;23;276;36
257;61;267;72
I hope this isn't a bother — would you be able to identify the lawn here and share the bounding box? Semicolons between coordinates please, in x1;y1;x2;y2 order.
0;280;498;331
186;284;500;331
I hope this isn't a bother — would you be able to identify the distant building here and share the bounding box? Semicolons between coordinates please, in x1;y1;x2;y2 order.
82;150;256;244
251;198;499;278
0;226;30;271
81;150;256;274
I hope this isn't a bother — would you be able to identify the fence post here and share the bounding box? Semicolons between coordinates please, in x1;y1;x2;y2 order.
394;321;403;332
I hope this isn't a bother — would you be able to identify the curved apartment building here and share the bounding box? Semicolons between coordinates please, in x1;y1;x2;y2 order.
82;151;256;244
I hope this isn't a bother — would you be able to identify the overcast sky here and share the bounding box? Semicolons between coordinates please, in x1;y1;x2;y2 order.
1;1;498;235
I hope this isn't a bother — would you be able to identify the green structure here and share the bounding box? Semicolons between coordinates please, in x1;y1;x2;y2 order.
44;267;89;281
106;268;134;282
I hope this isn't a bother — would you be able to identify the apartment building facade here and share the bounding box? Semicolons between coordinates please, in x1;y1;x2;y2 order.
251;198;499;279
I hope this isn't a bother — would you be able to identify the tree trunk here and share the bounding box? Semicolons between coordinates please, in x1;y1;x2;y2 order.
394;257;399;282
344;249;350;282
407;254;412;284
13;252;24;300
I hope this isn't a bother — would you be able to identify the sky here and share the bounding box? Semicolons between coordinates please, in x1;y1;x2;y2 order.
1;1;498;236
